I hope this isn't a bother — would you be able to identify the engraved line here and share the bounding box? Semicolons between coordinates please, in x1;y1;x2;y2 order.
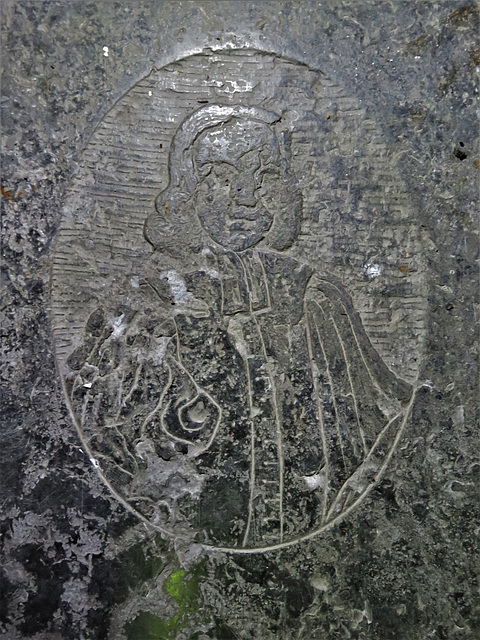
242;358;257;548
304;304;330;522
325;412;401;521
140;362;173;438
173;316;183;365
310;302;348;473
93;452;135;478
207;389;417;554
325;306;366;453
61;373;173;538
316;279;412;403
257;254;272;309
239;252;285;543
159;356;223;454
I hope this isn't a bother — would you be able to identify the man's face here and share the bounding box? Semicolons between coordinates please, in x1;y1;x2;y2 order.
192;120;280;251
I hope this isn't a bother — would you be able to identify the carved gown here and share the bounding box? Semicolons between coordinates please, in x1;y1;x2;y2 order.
68;247;413;549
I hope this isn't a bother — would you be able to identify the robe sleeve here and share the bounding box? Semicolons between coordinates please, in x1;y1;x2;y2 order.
304;274;413;496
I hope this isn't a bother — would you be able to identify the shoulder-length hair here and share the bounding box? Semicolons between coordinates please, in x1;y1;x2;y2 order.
144;104;301;252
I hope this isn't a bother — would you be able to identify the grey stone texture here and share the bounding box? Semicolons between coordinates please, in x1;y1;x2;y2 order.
1;1;479;639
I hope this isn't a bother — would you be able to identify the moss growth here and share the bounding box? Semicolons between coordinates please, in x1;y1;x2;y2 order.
164;570;186;600
124;560;207;639
163;561;206;616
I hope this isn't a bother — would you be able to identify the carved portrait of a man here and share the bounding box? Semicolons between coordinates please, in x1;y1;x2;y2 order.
67;104;414;551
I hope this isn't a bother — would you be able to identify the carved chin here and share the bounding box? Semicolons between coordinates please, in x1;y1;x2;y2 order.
225;229;264;252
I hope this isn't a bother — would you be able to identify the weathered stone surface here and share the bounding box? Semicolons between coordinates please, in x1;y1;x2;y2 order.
1;2;478;639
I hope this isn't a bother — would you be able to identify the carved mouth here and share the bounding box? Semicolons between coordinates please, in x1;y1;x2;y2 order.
228;207;260;221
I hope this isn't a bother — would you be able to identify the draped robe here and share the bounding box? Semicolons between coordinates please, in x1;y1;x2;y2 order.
148;247;413;548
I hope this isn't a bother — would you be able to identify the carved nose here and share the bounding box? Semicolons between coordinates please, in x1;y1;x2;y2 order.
231;175;257;207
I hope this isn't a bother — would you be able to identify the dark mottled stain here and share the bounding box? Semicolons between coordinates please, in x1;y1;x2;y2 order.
448;2;479;26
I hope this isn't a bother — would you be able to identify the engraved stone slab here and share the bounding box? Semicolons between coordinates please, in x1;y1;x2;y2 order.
3;2;479;638
51;50;426;552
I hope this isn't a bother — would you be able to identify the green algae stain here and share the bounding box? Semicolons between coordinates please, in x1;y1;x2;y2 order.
125;560;207;640
163;561;206;616
164;570;187;600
